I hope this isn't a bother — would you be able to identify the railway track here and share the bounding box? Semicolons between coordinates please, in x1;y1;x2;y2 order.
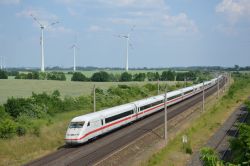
25;79;226;166
214;105;248;161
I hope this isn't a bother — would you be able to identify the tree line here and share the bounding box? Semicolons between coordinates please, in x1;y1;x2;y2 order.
0;69;211;82
71;70;205;82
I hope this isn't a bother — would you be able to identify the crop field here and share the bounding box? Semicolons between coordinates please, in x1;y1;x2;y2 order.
0;79;175;104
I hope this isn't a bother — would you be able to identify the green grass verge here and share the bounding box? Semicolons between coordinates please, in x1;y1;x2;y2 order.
0;109;90;166
145;77;250;166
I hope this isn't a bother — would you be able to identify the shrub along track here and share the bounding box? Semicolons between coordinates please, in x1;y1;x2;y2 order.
188;103;248;166
25;79;226;166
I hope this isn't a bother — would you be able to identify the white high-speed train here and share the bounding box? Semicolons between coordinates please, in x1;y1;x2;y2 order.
65;76;223;144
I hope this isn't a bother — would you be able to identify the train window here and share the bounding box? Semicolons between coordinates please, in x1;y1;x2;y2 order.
101;120;103;125
105;110;133;123
184;90;193;95
151;100;162;107
168;94;182;100
140;104;151;111
69;121;85;128
87;122;90;126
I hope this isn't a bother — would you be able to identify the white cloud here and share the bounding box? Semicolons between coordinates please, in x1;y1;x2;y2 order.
16;8;73;34
0;0;20;5
216;0;250;23
163;13;198;34
16;7;58;22
100;0;165;8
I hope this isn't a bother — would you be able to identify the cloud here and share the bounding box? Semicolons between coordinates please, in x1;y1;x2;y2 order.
0;0;20;5
163;13;198;34
216;0;250;23
99;0;165;8
16;7;58;21
16;8;73;34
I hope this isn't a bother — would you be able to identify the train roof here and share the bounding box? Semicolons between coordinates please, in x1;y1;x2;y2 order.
132;95;164;107
71;103;135;122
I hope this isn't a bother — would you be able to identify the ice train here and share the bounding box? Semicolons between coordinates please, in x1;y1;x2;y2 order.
65;76;223;144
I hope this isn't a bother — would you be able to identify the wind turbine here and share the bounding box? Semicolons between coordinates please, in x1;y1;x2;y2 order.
30;14;59;72
70;35;78;72
0;56;2;70
70;43;78;72
116;25;135;71
0;56;3;70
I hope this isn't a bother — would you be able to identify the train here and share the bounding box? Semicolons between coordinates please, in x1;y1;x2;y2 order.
65;76;224;144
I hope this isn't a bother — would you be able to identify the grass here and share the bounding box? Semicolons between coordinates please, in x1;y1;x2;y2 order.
0;79;176;104
0;109;90;166
145;77;250;166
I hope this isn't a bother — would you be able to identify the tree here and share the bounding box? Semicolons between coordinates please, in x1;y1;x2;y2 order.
32;72;39;79
147;72;159;81
71;72;88;81
27;73;33;79
0;70;8;79
161;70;175;81
91;71;110;82
120;72;132;82
4;97;32;118
133;73;146;81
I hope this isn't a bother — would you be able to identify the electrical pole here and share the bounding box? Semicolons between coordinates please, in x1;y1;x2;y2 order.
184;77;187;87
202;82;205;112
164;85;168;144
157;80;160;95
93;84;96;112
217;77;219;99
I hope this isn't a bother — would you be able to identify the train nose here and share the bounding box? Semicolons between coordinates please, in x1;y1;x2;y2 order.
66;128;81;137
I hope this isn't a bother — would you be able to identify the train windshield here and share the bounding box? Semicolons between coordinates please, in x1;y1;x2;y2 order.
69;121;85;128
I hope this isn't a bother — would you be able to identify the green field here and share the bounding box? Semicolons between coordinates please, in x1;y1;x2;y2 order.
0;79;176;104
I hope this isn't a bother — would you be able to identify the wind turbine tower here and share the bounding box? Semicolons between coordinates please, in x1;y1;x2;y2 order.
71;44;78;72
117;25;135;71
30;14;59;72
0;56;3;70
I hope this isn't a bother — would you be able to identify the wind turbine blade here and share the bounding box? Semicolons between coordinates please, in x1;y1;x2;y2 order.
129;43;134;49
130;25;136;32
30;14;43;27
113;34;128;38
47;21;59;27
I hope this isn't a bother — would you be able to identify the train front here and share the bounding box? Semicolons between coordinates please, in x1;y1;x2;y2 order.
65;117;86;144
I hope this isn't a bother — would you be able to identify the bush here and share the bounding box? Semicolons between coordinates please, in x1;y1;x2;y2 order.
91;71;110;82
0;119;16;139
133;73;146;81
71;72;88;81
161;70;175;81
16;125;27;136
200;147;224;166
4;97;33;118
120;72;132;82
47;72;66;81
0;70;8;79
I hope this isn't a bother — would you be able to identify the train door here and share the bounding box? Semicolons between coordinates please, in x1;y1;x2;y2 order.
134;104;139;120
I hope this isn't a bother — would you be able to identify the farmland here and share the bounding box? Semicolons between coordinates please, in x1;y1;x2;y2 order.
0;79;176;104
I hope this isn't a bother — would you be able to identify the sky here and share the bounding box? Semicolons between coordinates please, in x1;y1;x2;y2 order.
0;0;250;68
